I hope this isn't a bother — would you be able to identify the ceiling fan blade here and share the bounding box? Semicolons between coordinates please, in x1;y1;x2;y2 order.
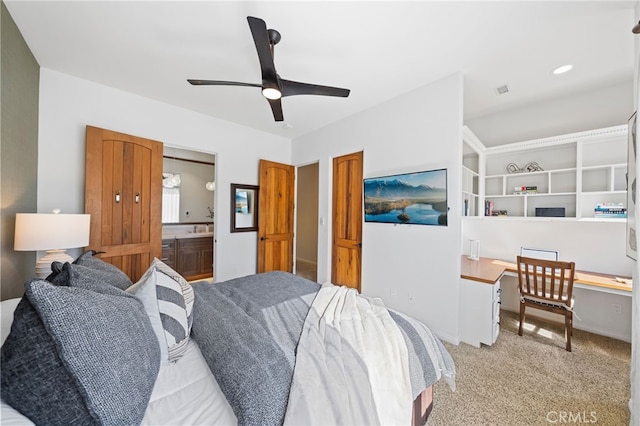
267;98;284;121
280;79;350;98
187;79;261;88
247;16;278;81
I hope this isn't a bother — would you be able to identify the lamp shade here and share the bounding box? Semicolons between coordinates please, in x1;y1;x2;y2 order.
14;213;90;251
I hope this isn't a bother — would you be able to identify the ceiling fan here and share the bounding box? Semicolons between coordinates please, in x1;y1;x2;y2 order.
188;16;350;122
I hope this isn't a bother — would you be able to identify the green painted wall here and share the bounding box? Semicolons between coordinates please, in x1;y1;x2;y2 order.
1;1;40;300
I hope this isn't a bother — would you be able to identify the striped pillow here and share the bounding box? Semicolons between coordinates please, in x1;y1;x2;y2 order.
127;258;194;362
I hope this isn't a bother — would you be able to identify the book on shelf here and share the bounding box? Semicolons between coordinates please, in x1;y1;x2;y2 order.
594;212;627;218
594;202;625;211
594;202;626;218
514;185;538;195
491;210;508;217
484;200;493;217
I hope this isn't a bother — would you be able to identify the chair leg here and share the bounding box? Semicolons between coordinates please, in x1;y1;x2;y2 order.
565;312;572;352
518;302;525;336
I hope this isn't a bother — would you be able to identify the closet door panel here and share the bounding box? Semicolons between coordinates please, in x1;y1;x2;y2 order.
85;126;162;282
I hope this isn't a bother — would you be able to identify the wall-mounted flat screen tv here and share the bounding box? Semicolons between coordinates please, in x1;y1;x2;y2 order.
363;168;448;226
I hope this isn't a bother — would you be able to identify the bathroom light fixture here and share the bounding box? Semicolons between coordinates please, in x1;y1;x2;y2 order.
205;181;215;191
14;210;90;278
163;173;181;188
552;65;573;75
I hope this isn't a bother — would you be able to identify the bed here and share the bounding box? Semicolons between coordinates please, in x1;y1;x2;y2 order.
0;252;455;425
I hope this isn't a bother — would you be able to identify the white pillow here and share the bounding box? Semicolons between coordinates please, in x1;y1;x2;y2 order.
127;259;194;362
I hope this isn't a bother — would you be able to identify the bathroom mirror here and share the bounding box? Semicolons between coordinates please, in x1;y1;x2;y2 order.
162;147;215;224
231;184;258;232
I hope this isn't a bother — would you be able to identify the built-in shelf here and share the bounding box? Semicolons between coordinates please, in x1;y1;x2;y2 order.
462;125;628;220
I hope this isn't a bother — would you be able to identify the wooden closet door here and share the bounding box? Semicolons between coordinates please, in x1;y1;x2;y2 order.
331;151;363;291
85;126;163;282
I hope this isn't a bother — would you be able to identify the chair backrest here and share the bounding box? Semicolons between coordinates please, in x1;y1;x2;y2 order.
516;256;576;306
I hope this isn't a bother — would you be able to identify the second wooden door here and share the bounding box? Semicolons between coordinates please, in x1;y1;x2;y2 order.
332;151;363;291
257;159;295;273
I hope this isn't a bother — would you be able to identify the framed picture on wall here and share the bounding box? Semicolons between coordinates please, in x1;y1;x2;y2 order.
230;183;258;232
627;111;637;260
363;168;448;226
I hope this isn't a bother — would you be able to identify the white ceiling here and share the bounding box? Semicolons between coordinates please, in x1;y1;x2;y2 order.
4;1;638;142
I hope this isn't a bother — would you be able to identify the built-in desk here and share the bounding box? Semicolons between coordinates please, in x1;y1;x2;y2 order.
459;256;632;347
460;255;632;295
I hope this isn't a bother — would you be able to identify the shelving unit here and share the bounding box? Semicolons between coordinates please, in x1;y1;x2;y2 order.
462;125;628;220
462;129;482;217
462;165;479;216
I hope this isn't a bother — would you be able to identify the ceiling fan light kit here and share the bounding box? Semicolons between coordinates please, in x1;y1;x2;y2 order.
262;87;282;100
188;16;350;122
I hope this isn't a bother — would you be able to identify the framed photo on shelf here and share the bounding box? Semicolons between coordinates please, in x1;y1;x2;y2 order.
626;111;637;260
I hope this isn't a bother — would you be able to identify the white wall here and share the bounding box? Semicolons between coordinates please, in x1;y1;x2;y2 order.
292;73;464;343
37;68;291;281
463;217;634;341
631;2;639;423
462;218;633;276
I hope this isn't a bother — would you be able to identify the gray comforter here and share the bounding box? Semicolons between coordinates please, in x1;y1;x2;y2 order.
191;271;454;426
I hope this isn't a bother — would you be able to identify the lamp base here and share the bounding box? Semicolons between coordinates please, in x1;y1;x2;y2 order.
35;250;73;279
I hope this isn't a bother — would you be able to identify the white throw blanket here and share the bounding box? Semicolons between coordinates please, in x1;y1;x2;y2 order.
284;283;413;425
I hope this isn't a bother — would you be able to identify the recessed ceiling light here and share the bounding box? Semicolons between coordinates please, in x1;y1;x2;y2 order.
553;65;573;75
494;84;510;95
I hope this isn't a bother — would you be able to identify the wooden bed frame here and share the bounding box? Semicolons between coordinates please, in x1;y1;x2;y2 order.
411;386;434;426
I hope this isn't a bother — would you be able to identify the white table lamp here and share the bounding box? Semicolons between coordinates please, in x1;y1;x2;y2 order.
14;211;91;278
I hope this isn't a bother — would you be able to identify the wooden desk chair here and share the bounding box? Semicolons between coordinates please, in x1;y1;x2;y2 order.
516;256;576;352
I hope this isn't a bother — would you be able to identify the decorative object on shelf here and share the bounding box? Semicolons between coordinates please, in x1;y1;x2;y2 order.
14;210;91;278
468;239;480;260
506;162;544;174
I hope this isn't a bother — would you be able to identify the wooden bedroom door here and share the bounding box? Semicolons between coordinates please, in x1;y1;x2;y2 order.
331;151;363;292
257;159;295;273
85;126;163;282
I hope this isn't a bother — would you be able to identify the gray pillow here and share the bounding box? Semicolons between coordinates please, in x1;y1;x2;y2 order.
0;278;160;426
48;250;133;290
1;295;93;425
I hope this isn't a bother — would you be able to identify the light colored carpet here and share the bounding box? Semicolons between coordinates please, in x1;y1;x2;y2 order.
295;258;317;282
428;310;631;426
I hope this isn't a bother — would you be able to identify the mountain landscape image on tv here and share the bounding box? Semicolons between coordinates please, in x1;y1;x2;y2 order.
364;168;448;226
